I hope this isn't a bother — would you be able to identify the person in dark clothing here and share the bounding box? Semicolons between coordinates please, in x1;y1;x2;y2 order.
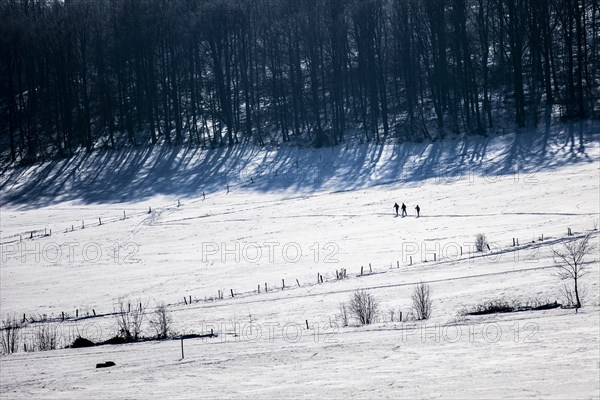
393;202;400;217
401;203;407;217
415;205;420;217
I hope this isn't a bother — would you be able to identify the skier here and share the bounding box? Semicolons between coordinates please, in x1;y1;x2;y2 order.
415;205;420;218
401;203;407;217
393;203;400;217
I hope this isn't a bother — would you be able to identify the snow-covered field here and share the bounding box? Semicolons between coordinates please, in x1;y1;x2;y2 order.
1;123;599;399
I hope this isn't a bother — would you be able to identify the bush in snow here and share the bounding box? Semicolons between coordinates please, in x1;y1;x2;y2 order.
560;283;587;309
114;298;147;341
29;323;59;351
339;303;349;327
412;283;432;320
0;315;22;354
348;289;379;325
149;303;173;339
71;336;95;348
475;234;488;252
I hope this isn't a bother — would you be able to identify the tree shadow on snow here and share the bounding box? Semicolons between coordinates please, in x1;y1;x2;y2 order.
0;120;597;209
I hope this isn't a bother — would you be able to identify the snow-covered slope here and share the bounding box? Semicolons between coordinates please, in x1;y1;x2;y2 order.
0;122;599;399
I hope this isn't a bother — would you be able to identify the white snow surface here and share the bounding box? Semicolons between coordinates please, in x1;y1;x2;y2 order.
0;123;599;399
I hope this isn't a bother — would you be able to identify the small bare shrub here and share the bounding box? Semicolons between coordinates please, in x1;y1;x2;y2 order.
33;323;59;351
560;283;588;308
412;283;432;320
348;289;379;325
475;234;487;252
339;303;349;327
0;316;22;354
114;298;147;341
149;303;173;339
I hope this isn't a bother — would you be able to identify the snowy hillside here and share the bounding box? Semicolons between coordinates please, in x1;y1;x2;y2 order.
1;122;599;399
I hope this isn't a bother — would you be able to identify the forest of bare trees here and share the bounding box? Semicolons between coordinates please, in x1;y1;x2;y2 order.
0;0;598;163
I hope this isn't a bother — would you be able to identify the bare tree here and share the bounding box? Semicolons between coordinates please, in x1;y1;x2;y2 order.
149;303;173;339
553;234;595;310
2;0;597;162
412;282;432;320
348;289;379;325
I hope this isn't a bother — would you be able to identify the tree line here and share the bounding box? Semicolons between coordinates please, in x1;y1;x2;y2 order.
0;0;598;163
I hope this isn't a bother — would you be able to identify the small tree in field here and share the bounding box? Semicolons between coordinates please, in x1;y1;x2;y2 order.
149;303;173;339
412;283;432;320
348;290;379;325
553;234;595;310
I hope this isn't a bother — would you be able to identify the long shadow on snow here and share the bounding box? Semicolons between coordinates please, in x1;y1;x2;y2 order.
0;121;598;209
